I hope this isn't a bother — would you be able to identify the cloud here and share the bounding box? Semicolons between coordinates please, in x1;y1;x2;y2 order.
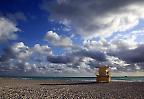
47;47;107;64
46;34;144;72
84;36;137;53
111;38;137;51
0;29;144;75
0;42;32;74
74;49;107;61
106;56;129;67
47;55;73;64
11;42;32;61
0;17;19;42
46;47;108;72
41;0;144;75
83;36;144;72
110;45;144;63
0;42;53;74
42;0;144;38
0;40;144;76
45;31;73;47
0;42;32;73
33;44;52;55
0;12;27;23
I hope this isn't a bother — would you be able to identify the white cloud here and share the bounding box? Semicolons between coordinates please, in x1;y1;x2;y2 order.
33;44;52;55
0;17;19;42
111;38;137;51
83;38;110;52
45;31;73;47
106;56;129;67
84;36;137;53
11;42;32;61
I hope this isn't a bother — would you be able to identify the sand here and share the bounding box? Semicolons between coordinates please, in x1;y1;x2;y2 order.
0;78;144;99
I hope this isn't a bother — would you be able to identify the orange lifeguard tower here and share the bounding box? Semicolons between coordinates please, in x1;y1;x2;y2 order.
96;66;111;83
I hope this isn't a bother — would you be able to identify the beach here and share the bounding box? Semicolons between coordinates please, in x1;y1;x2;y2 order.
0;78;144;99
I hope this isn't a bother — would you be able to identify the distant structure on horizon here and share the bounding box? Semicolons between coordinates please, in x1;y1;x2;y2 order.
96;66;111;83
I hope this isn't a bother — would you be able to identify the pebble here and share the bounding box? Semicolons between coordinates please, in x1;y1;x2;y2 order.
0;80;143;99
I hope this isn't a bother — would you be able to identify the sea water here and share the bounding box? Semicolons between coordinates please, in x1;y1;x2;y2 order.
1;76;144;82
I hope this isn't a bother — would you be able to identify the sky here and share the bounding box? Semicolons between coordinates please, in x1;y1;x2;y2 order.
0;0;144;77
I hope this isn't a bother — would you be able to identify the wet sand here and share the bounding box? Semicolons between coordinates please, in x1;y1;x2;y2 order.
0;78;144;99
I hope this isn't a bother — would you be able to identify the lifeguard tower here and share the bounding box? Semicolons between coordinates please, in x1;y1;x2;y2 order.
96;66;111;83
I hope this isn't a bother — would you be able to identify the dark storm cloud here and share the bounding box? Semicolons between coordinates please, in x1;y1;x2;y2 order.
46;0;142;15
74;49;107;61
108;45;144;64
42;0;144;38
116;45;144;63
48;0;143;14
47;55;73;64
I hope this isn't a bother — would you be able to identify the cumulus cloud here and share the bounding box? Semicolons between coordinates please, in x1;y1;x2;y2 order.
33;44;52;55
11;42;32;61
42;0;144;38
0;42;31;74
84;36;137;53
46;35;144;72
0;17;19;42
0;40;144;76
0;42;82;75
83;35;144;71
45;31;73;47
0;32;144;76
46;48;108;72
40;0;144;75
1;0;144;76
0;42;53;74
47;47;107;65
106;56;129;67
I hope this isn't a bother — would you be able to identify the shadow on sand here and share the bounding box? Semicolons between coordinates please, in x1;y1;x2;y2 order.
39;81;102;86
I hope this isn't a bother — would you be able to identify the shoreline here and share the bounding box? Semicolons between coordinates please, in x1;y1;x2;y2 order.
0;78;144;98
0;76;144;82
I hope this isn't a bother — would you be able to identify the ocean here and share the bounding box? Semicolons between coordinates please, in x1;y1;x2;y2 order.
1;76;144;82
